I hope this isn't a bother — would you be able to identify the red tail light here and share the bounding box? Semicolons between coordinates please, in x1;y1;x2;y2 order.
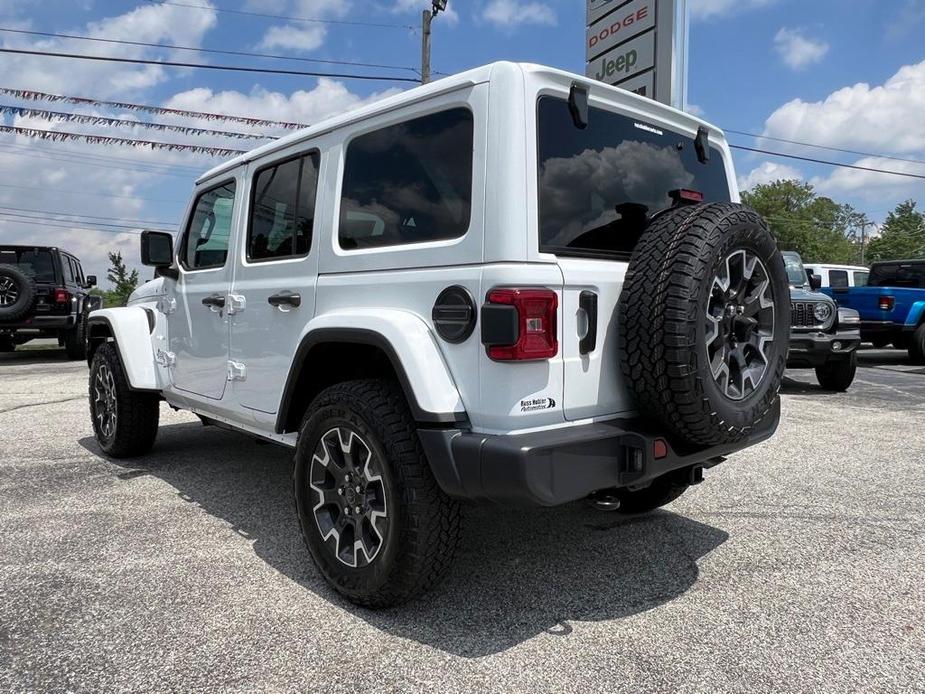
54;289;71;304
879;296;894;311
486;288;558;361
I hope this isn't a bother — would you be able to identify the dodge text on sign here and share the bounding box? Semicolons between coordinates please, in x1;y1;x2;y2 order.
586;0;654;61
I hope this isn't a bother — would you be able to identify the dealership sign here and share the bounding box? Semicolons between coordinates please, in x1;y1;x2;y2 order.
585;0;688;109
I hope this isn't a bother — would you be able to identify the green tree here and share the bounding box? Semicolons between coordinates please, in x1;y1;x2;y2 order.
867;200;925;262
105;251;139;307
741;179;857;263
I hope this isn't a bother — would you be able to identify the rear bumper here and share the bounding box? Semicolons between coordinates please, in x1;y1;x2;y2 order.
787;328;860;368
418;399;780;506
0;314;75;331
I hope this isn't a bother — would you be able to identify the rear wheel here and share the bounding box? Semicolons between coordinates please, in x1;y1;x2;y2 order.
909;324;925;365
294;379;461;608
63;321;87;360
89;343;160;457
619;203;789;447
815;352;857;391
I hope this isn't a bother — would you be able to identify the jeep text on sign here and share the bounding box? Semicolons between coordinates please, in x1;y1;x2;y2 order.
586;0;654;61
585;30;655;84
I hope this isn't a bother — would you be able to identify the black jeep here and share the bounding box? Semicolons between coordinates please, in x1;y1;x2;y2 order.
0;245;100;359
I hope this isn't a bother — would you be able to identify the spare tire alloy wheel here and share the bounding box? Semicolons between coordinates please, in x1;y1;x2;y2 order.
0;276;18;307
705;249;775;401
619;203;789;447
0;264;36;321
310;427;390;568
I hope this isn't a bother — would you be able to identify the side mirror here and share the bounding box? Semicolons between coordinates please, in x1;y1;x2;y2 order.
140;230;178;279
809;273;822;291
85;275;97;288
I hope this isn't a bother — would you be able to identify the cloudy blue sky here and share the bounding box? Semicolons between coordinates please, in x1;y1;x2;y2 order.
1;0;923;282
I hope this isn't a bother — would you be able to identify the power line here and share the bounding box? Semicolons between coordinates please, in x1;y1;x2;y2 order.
0;104;274;140
0;26;420;74
0;212;172;234
0;47;419;83
0;204;175;227
0;87;308;129
727;129;925;167
0;124;246;156
152;1;415;30
0;182;186;204
729;145;925;181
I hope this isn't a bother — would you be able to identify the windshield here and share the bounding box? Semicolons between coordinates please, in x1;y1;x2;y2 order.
536;96;731;257
869;262;925;288
782;252;807;286
0;247;56;282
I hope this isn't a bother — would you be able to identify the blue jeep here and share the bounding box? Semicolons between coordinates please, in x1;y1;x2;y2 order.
830;259;925;363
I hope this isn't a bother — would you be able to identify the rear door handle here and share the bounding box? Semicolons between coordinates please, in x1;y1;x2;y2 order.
202;294;225;311
578;290;598;355
268;291;301;309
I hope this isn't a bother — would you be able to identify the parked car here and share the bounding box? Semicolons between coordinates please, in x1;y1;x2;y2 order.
831;258;925;360
0;245;98;359
85;62;790;607
783;251;861;390
803;263;869;299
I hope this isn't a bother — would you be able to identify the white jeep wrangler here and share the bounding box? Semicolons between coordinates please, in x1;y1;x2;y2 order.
87;62;789;608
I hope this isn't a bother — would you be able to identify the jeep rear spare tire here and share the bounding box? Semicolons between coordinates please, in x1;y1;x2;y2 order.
0;264;37;322
619;203;789;447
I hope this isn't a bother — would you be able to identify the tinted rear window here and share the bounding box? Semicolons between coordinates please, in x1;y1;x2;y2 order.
829;270;848;288
537;96;731;257
869;262;925;288
0;248;56;282
339;108;473;250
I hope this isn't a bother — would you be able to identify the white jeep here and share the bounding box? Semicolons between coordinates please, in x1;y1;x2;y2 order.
87;62;789;608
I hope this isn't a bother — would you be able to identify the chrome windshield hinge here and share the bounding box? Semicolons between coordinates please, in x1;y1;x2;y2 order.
155;349;176;367
227;294;246;315
226;361;247;382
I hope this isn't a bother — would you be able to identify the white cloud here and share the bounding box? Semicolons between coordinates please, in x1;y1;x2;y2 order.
763;59;925;155
257;24;326;51
773;28;829;71
482;0;556;27
811;157;925;202
737;161;804;192
690;0;777;21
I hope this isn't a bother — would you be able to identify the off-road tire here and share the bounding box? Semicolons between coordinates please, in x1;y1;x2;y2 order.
616;475;690;514
293;379;461;609
619;203;790;447
63;320;87;360
0;264;37;322
89;342;160;458
0;335;14;352
909;323;925;365
815;352;857;391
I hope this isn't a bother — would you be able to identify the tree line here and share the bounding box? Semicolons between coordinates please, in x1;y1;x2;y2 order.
742;179;925;265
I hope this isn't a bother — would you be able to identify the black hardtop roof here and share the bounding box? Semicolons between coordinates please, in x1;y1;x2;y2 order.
0;244;73;256
870;258;925;267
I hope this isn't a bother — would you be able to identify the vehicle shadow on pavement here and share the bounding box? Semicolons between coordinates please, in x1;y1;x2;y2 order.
0;348;72;364
79;421;729;658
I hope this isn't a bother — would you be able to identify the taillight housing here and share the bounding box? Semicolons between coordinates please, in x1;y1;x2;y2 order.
879;296;894;311
54;289;71;304
485;288;558;361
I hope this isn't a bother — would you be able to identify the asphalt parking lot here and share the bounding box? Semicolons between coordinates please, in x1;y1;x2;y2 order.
1;346;923;693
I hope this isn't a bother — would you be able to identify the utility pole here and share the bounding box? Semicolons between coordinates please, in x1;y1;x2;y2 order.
857;214;871;266
421;9;432;84
421;1;447;84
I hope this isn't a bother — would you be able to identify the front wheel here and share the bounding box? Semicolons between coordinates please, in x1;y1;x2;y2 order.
815;352;857;391
294;379;461;608
89;343;160;457
63;321;87;360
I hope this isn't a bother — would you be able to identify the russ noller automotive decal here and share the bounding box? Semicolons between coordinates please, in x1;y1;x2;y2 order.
520;397;557;412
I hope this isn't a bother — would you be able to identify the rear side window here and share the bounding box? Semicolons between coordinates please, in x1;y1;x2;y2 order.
0;248;56;282
339;108;473;250
247;152;320;261
63;257;76;284
829;270;849;288
182;180;236;271
853;271;869;287
537;96;731;258
869;262;925;288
